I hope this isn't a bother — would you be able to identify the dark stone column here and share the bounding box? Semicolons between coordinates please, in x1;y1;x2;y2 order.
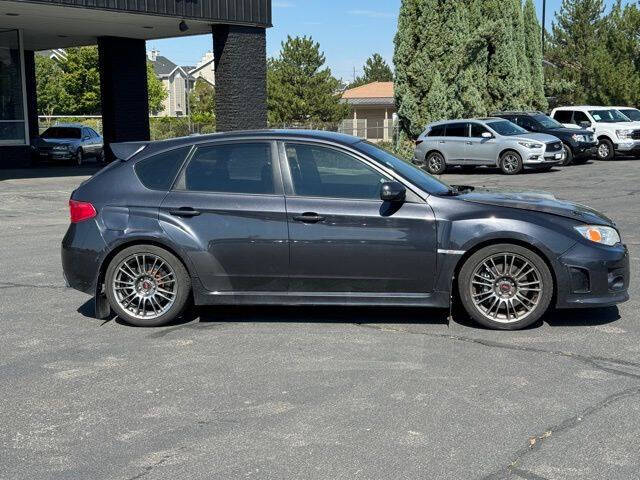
98;37;150;161
23;50;39;144
213;25;267;131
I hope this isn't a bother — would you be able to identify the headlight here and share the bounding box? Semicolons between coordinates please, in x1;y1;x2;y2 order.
571;134;585;142
616;129;633;140
53;145;70;151
575;225;621;246
518;141;544;149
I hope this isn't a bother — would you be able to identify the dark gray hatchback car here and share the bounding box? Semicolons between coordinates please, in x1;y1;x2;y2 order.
62;130;629;330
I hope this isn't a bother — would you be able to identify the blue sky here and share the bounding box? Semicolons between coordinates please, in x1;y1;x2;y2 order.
151;0;629;82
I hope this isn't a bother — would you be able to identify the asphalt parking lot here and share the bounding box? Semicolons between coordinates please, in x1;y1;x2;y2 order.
1;159;639;480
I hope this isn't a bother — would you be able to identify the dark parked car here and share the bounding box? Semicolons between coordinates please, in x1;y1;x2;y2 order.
32;123;104;165
493;111;598;165
62;130;629;330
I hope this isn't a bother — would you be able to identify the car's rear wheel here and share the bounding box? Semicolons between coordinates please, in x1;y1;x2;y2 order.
458;244;554;330
105;245;191;327
499;151;523;175
425;152;446;175
597;138;614;161
561;143;573;166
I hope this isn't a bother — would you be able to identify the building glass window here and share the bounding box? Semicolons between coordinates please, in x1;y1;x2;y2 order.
0;30;26;144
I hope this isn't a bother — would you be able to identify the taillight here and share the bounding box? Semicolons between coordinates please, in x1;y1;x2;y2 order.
415;139;423;146
69;199;96;223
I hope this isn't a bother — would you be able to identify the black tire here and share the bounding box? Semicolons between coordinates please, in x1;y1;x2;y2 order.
458;243;554;330
596;138;614;161
561;143;573;166
499;151;523;175
96;149;105;164
425;151;446;175
105;245;191;327
75;149;84;166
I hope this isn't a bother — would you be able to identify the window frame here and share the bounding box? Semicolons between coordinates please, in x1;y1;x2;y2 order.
277;140;426;203
133;145;194;192
171;140;284;197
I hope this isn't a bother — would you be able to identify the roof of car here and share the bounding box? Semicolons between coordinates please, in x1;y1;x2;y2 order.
50;123;84;128
552;106;611;111
612;106;639;110
428;117;502;126
122;129;364;160
491;111;546;116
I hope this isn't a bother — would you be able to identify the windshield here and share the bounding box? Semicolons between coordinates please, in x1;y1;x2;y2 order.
356;141;451;195
41;127;81;139
486;120;528;136
588;109;631;123
619;109;640;121
533;115;564;129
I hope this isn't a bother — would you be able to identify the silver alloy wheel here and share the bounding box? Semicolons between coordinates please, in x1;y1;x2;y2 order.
112;253;177;320
469;253;542;324
598;142;610;159
428;154;444;172
502;154;520;173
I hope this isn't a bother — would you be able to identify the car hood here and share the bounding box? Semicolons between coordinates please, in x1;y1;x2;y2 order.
545;127;593;137
35;138;78;145
454;186;615;226
509;132;560;143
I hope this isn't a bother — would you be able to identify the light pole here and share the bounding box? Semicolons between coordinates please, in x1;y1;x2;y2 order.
542;0;546;56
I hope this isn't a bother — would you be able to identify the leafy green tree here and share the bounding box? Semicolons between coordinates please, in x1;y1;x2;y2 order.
147;61;167;115
349;53;393;88
188;78;215;123
267;35;348;126
61;47;101;114
523;0;548;110
35;55;71;116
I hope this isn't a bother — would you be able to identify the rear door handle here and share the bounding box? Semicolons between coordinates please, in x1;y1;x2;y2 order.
168;207;201;217
293;212;325;223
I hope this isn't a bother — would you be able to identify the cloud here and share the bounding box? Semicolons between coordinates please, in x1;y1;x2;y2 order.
347;9;395;19
273;1;295;7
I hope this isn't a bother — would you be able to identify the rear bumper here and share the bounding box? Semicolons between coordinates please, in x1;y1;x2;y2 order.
555;242;630;309
61;220;106;295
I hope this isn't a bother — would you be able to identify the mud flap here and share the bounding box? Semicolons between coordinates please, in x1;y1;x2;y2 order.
94;290;111;319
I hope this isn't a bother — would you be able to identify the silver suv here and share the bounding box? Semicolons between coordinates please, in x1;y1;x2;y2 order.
414;118;565;175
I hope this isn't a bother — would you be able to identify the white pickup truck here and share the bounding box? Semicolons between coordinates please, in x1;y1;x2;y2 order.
550;106;640;160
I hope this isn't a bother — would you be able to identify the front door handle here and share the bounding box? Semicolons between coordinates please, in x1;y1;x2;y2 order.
293;212;325;223
466;141;473;145
438;140;446;144
168;207;201;217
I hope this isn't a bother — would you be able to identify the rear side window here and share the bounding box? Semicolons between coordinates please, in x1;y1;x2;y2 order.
445;123;468;137
135;146;191;191
180;142;274;194
553;110;573;123
428;125;445;137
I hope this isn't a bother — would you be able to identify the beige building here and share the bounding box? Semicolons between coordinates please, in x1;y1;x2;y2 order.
340;82;397;142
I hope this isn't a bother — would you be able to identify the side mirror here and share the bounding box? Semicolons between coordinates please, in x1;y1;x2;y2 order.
380;181;406;202
579;121;591;128
481;132;493;139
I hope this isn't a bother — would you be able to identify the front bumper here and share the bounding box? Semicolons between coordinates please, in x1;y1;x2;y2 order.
614;139;640;155
572;143;598;159
35;150;74;161
555;242;630;309
524;150;564;166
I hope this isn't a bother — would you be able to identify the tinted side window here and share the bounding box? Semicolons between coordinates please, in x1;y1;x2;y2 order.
181;143;274;194
89;128;99;138
553;110;573;123
135;146;191;191
573;111;590;124
428;125;446;137
470;123;490;137
285;143;389;200
518;116;537;130
445;123;468;137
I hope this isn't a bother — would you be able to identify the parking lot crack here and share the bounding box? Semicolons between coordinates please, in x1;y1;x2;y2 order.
0;281;67;290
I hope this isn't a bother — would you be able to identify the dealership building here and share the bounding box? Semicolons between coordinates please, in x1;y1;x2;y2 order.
0;0;271;165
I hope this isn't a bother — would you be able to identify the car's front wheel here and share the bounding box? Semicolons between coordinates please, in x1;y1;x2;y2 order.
75;149;84;166
499;151;523;175
458;244;554;330
597;139;614;161
105;245;191;327
425;152;446;175
561;143;573;166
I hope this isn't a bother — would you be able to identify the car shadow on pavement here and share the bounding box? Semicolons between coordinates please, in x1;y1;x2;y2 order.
0;164;102;181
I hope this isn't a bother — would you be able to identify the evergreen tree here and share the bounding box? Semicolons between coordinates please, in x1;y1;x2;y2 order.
546;0;606;104
511;0;532;108
188;78;215;123
349;53;394;88
267;35;348;126
523;0;548;110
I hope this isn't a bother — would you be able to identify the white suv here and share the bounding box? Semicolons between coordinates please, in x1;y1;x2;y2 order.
550;106;640;160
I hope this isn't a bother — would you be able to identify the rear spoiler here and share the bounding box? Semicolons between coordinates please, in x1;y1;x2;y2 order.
109;141;149;161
